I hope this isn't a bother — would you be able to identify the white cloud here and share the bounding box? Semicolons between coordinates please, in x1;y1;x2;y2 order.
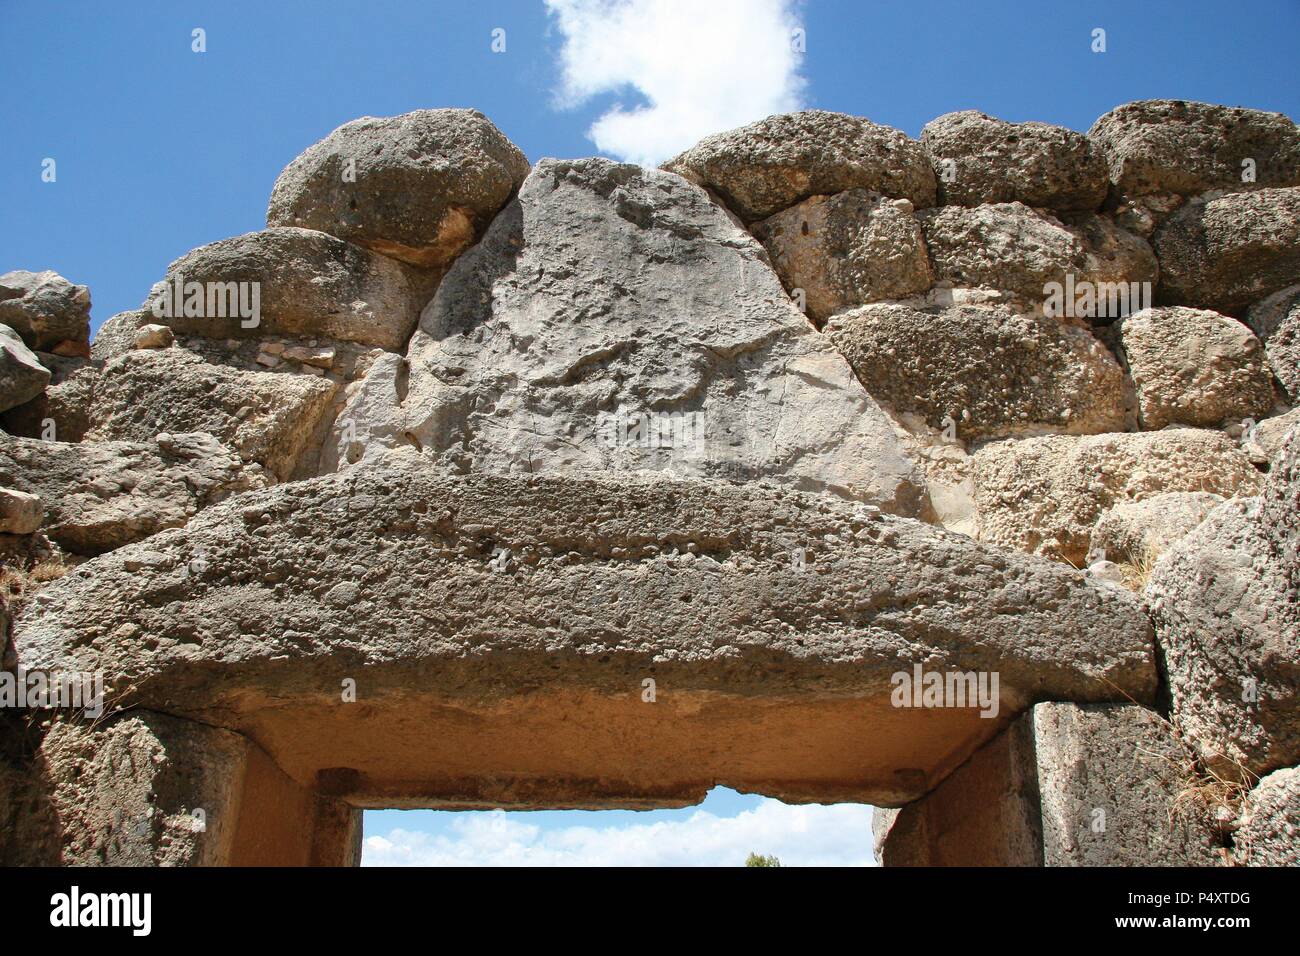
545;0;807;167
364;799;875;866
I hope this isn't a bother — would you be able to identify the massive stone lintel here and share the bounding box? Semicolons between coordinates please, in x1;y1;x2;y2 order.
16;450;1155;810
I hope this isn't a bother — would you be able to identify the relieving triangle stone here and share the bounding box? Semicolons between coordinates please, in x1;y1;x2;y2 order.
332;157;929;515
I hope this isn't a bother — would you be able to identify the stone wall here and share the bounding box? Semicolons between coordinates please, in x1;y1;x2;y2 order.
2;99;1297;865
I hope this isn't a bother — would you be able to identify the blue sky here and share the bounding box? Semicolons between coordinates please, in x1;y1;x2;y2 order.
4;0;1297;865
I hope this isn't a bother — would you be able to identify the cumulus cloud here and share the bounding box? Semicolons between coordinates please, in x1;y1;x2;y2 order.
364;799;875;867
545;0;807;167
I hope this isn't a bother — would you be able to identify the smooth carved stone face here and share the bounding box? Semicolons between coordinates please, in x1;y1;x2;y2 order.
16;452;1156;809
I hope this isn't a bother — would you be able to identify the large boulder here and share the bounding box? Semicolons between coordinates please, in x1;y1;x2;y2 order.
972;429;1262;565
751;190;932;323
1153;186;1300;316
1091;491;1224;564
14;452;1157;808
921;111;1108;211
266;108;530;269
85;347;338;482
0;270;91;355
826;303;1129;440
349;158;929;514
1117;306;1274;429
1148;432;1300;780
875;702;1226;866
1235;767;1300;866
0;352;96;442
1089;100;1300;202
142;227;434;351
0;431;268;555
0;325;50;414
662;110;936;222
919;203;1157;310
1246;284;1300;400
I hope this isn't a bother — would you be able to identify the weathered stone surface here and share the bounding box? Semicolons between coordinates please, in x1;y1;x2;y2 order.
86;348;337;481
1089;100;1300;201
15;451;1156;808
1032;703;1224;866
752;190;932;323
1149;434;1300;779
1118;307;1274;429
90;309;148;362
0;431;268;555
36;712;250;866
144;227;434;351
1243;407;1300;466
1154;187;1300;316
133;323;174;349
663;110;937;222
0;352;96;442
1246;284;1300;400
972;429;1262;565
921;110;1108;211
827;303;1129;440
351;158;928;513
0;487;42;534
1092;491;1223;564
266;108;530;268
0;325;50;414
0;327;50;413
919;203;1157;308
0;270;92;355
875;702;1225;866
1235;767;1300;866
5;710;361;867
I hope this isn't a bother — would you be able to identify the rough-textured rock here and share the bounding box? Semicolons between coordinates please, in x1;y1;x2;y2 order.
1246;284;1300;400
875;702;1225;866
921;111;1108;211
351;159;928;513
0;488;42;534
1242;407;1300;466
752;190;932;323
662;110;937;222
143;227;434;351
1148;434;1300;779
1032;703;1224;866
0;431;268;555
1154;187;1300;316
972;429;1262;565
919;203;1157;308
266;108;530;268
36;712;252;866
86;348;337;481
1092;491;1223;564
1118;306;1274;429
1235;767;1300;866
90;309;148;362
827;303;1129;440
0;352;97;442
133;323;174;349
1089;100;1300;201
15;451;1156;808
0;325;51;414
0;270;92;355
8;710;361;867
